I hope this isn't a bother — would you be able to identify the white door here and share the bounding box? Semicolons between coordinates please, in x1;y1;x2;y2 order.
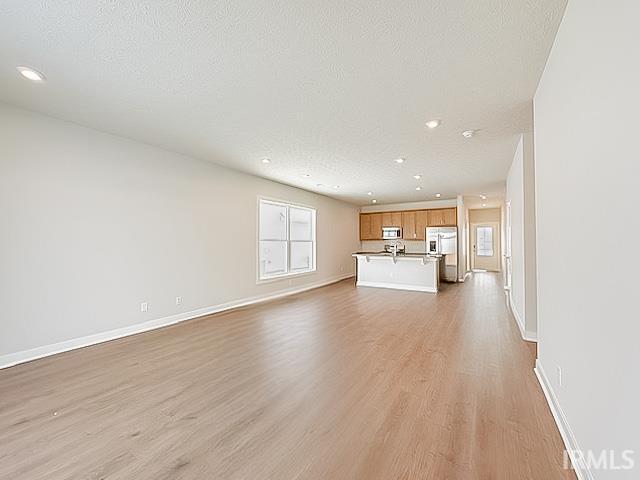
471;222;501;271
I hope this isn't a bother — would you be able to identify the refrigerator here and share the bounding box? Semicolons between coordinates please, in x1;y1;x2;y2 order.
426;227;458;282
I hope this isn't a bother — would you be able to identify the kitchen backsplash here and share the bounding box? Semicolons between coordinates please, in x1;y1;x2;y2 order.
361;240;427;253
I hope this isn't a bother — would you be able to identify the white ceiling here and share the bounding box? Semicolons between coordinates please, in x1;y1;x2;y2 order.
0;0;566;205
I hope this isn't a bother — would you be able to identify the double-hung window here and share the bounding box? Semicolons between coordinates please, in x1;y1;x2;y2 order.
258;199;316;280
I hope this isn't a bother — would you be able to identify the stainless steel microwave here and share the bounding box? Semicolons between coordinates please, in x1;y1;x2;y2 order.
382;227;402;239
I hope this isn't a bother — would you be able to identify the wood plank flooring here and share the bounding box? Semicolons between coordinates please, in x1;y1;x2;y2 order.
0;273;575;479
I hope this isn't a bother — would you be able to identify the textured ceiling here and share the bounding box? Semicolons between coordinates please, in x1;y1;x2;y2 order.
0;0;566;205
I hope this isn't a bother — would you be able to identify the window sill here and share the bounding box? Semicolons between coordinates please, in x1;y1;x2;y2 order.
257;269;317;284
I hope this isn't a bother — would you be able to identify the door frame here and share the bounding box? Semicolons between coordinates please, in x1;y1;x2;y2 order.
504;201;512;290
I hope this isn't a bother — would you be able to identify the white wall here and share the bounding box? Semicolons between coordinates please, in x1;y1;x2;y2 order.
360;198;457;213
506;137;527;336
535;0;639;477
0;104;360;365
506;132;537;341
468;208;501;224
456;195;469;281
522;129;538;338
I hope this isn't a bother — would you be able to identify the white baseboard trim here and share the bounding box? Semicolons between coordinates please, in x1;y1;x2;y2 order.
534;360;593;480
507;291;537;342
356;281;437;293
0;274;355;370
458;271;472;282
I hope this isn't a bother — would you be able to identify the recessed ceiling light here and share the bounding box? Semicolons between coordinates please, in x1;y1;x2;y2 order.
480;194;487;200
394;158;405;164
462;130;475;138
372;199;377;203
413;174;422;180
482;203;487;207
16;66;46;82
425;119;441;129
435;193;441;198
333;185;340;189
261;157;271;164
367;191;373;196
415;186;422;191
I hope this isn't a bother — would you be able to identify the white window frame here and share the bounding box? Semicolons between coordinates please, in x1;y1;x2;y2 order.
257;197;317;282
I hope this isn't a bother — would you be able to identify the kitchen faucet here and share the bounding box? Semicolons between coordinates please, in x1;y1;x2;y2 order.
387;240;404;258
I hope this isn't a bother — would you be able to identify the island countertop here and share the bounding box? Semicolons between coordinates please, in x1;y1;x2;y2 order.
352;252;441;292
352;252;442;260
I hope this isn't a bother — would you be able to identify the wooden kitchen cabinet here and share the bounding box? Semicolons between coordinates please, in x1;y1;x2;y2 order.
382;212;402;227
402;211;416;239
427;209;443;226
360;214;372;240
415;210;428;240
361;207;455;241
370;213;383;239
442;208;457;226
428;208;457;226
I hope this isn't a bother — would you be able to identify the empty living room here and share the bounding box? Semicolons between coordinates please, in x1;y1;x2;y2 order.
0;1;637;479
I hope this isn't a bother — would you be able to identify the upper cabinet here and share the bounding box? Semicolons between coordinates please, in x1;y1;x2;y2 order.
402;211;416;239
360;213;383;240
415;210;428;240
427;208;457;227
360;214;372;240
360;207;456;240
381;212;402;227
442;208;457;226
371;213;382;239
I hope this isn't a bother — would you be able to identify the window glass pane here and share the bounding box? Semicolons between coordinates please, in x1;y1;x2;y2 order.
477;226;494;257
290;241;313;271
289;207;313;241
260;202;287;240
258;199;315;279
259;241;287;276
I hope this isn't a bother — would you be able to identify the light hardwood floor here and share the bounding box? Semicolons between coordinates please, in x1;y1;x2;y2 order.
0;273;575;479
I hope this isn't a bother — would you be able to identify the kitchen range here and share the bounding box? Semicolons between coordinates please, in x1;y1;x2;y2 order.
354;208;458;293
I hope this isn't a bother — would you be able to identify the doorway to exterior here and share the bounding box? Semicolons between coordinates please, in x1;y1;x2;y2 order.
468;207;502;273
471;222;501;271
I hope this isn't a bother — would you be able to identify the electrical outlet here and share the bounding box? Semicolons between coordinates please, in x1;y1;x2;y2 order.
557;366;562;387
140;302;148;313
176;296;183;306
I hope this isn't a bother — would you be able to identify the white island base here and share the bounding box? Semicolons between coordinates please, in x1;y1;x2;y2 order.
353;254;441;293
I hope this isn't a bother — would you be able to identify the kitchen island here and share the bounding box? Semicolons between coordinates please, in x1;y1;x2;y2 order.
352;252;441;293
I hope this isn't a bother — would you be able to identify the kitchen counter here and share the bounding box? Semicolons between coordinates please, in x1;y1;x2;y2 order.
352;252;441;293
353;251;442;258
